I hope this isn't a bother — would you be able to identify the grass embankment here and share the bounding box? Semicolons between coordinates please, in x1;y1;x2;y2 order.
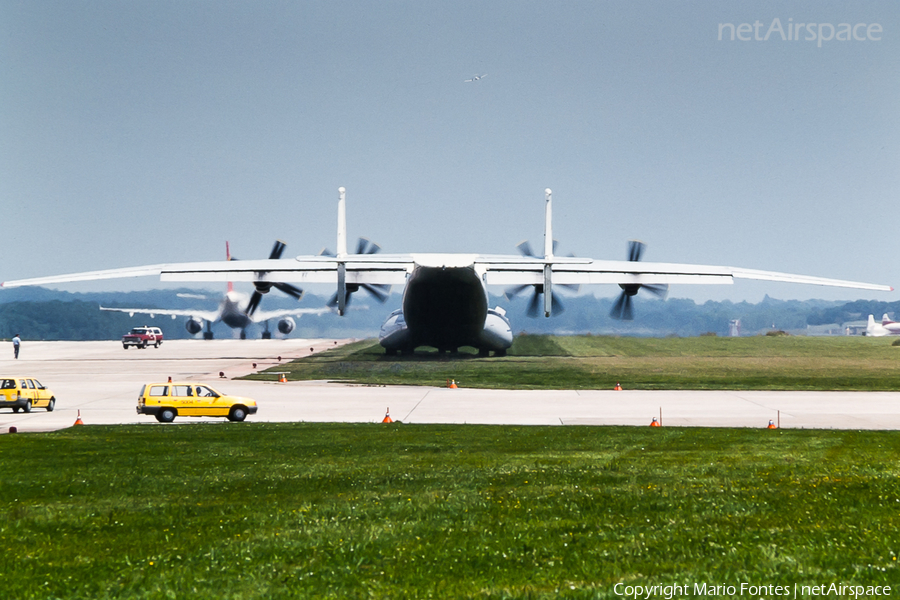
243;335;900;390
1;424;898;599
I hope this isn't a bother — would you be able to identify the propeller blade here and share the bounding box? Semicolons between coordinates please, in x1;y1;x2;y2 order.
269;240;287;260
246;291;263;316
516;240;536;257
328;290;353;309
643;283;668;299
627;240;645;262
610;292;635;321
552;239;559;254
361;284;390;303
526;291;541;318
550;293;565;315
273;282;304;300
504;284;532;300
318;247;335;257
355;237;382;255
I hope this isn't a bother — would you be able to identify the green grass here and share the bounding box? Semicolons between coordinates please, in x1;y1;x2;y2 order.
1;424;898;598
242;335;900;390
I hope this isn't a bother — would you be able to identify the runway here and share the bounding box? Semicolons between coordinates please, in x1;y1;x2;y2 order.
2;340;900;433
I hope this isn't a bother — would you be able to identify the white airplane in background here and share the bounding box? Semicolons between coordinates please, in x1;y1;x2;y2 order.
100;241;330;339
465;74;487;82
866;314;900;337
2;188;893;355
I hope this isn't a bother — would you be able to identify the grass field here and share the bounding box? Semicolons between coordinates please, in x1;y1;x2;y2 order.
1;424;898;599
243;335;900;391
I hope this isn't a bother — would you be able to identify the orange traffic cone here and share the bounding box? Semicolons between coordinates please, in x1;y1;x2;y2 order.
382;408;393;423
449;379;458;389
767;420;777;429
649;417;660;427
73;410;84;426
614;382;622;391
279;373;287;383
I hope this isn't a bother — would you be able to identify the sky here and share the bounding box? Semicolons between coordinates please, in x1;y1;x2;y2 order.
2;0;898;304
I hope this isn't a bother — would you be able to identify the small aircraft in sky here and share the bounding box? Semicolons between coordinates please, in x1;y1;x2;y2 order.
99;241;329;339
866;314;900;337
2;188;892;355
464;74;487;82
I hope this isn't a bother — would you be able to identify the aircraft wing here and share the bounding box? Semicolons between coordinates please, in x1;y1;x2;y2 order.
476;255;894;292
251;307;333;321
3;253;891;292
99;306;221;322
1;256;414;288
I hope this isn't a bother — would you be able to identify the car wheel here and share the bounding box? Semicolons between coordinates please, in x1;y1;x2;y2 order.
46;397;55;412
22;400;32;414
154;342;159;348
123;345;128;350
141;342;147;349
228;406;248;422
12;407;19;413
157;408;176;423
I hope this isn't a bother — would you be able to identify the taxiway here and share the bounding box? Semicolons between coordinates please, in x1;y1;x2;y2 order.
2;340;900;433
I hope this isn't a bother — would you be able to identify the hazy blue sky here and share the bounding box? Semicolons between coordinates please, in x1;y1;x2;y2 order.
2;1;898;303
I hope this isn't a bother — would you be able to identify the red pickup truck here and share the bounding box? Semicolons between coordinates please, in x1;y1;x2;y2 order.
122;326;164;349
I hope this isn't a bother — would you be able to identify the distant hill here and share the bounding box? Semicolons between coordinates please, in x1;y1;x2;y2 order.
0;287;896;341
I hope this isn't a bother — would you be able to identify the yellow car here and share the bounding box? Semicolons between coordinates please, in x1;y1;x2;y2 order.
0;377;57;413
136;382;258;423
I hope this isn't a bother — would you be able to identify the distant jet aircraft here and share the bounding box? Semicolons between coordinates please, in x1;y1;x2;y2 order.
100;241;329;339
2;188;892;355
465;74;487;82
866;314;900;337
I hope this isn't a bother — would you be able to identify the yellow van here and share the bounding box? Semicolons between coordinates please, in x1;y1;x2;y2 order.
0;377;57;413
136;382;257;423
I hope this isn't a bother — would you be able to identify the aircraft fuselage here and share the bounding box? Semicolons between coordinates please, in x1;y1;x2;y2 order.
379;263;513;354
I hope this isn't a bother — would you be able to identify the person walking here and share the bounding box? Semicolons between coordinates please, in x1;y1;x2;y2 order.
12;334;21;359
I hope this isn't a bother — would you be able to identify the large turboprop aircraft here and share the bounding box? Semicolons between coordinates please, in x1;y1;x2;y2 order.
101;241;331;339
2;188;893;355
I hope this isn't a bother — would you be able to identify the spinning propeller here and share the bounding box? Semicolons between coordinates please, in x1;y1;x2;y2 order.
504;239;579;318
231;240;305;316
609;240;668;321
323;237;391;311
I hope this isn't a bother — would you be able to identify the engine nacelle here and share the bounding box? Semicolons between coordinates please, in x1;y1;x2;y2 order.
277;317;295;335
185;318;204;335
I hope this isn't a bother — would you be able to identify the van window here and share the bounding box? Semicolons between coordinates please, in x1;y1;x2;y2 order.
32;379;44;389
1;379;15;390
26;379;36;389
20;379;27;389
172;385;192;397
195;386;218;398
148;386;168;397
